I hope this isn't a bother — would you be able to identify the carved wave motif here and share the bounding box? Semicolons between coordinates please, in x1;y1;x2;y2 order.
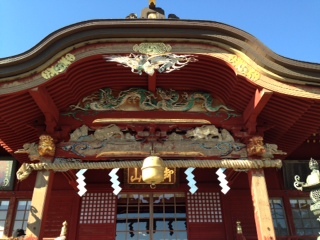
69;88;236;117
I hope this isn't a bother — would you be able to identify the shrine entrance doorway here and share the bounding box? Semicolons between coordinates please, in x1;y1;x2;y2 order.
116;193;187;240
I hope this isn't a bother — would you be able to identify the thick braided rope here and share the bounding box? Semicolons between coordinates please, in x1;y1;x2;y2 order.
16;159;282;181
23;159;282;172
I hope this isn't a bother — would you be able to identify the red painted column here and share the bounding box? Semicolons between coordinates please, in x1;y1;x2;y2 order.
248;169;276;240
24;164;55;240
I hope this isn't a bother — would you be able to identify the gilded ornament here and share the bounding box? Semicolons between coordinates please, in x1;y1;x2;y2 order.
246;136;266;157
38;135;56;157
128;167;175;184
229;55;260;81
41;53;75;80
133;43;172;55
105;42;194;76
105;53;196;76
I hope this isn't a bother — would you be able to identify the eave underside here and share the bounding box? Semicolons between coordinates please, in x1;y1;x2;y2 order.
1;53;320;162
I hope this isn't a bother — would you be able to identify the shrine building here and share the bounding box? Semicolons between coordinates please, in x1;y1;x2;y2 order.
1;1;320;240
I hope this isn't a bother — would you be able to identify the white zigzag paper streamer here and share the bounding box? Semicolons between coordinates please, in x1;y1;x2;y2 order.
76;169;88;197
216;168;230;194
109;168;122;195
185;167;198;194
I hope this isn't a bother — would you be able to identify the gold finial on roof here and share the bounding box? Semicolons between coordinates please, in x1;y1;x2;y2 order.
149;0;156;8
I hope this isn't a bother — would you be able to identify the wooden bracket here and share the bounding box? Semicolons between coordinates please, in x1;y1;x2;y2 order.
243;89;273;135
29;86;59;134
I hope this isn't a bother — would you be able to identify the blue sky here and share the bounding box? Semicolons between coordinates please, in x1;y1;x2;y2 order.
0;0;319;63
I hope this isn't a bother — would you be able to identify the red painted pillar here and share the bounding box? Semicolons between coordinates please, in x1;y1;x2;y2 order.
248;169;276;240
25;168;55;240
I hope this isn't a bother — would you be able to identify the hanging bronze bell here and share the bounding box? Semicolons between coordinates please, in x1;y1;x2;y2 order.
141;156;165;186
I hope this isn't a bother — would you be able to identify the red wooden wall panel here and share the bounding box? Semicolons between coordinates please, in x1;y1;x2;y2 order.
78;224;115;240
42;191;80;239
186;191;226;239
223;190;258;239
188;223;226;240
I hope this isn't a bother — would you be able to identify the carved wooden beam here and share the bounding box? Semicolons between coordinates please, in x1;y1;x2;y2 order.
16;123;286;162
55;138;247;160
29;86;59;134
59;111;244;131
243;88;273;134
93;118;211;125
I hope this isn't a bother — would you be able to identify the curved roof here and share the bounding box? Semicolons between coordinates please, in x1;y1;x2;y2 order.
0;19;320;161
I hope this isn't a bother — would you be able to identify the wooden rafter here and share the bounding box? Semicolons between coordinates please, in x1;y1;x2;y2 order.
243;88;273;134
29;86;59;134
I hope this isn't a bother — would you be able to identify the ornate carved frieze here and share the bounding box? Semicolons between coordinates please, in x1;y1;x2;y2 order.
69;124;125;142
68;88;237;118
60;140;247;159
60;125;286;159
41;53;75;80
15;126;285;162
60;124;247;158
105;43;196;76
